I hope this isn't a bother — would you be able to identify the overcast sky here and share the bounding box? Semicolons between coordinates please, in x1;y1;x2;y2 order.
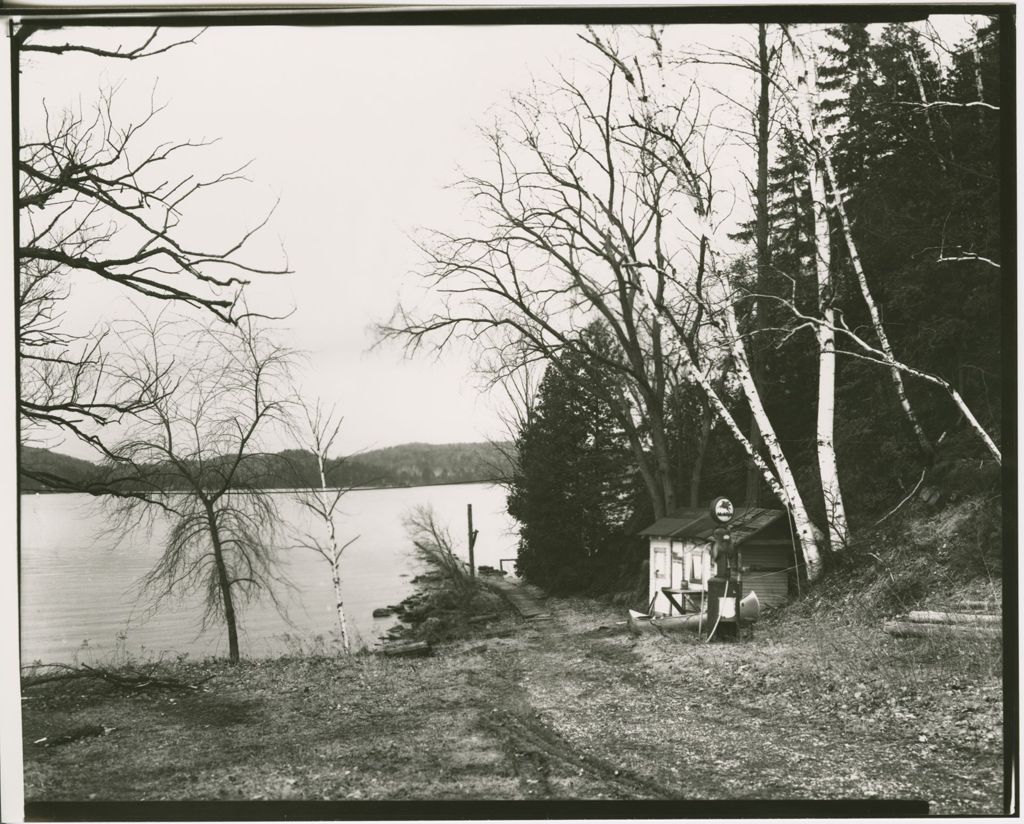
18;16;979;460
20;24;610;457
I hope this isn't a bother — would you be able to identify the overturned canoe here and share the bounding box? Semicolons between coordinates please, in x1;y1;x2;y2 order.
627;610;706;635
627;591;760;636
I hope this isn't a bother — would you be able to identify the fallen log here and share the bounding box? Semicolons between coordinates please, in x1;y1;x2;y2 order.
883;621;1001;639
958;600;1000;612
907;610;1000;625
21;663;211;691
380;641;432;658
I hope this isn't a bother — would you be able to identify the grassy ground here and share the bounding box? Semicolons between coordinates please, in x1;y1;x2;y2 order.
21;591;1004;813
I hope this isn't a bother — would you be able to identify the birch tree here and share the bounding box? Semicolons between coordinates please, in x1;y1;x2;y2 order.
759;296;1001;465
290;400;359;654
597;28;827;575
786;27;850;552
380;57;691;519
822;150;934;460
383;28;830;577
791;19;1000;477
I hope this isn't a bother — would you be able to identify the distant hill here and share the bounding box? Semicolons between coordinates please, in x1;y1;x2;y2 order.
19;446;102;492
19;441;516;492
341;441;514;488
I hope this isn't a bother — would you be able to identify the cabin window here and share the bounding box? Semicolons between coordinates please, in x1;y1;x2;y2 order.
688;553;703;584
653;548;667;578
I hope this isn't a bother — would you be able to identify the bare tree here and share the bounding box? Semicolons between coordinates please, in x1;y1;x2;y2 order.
595;28;829;575
289;400;359;654
15;25;205;60
101;311;294;663
382;28;830;576
380;45;695;519
17;27;289;479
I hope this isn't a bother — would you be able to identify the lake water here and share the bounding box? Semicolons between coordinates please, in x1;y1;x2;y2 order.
19;483;519;665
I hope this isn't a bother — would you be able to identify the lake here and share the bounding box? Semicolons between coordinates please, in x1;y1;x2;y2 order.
20;482;518;665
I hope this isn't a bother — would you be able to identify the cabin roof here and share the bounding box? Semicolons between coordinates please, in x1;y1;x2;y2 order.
638;506;786;545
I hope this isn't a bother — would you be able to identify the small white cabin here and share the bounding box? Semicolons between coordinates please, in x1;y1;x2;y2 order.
638;507;795;615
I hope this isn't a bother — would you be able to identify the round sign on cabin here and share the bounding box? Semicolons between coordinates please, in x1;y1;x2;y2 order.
710;496;735;524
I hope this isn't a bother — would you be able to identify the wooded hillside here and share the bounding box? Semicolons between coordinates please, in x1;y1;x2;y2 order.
19;441;515;492
19;447;102;492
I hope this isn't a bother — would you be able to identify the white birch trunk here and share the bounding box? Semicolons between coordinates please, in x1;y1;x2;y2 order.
946;387;1001;463
638;265;825;578
822;150;933;460
906;49;945;171
316;451;350;654
779;304;1001;464
719;300;825;578
793;36;850;552
624;30;824;579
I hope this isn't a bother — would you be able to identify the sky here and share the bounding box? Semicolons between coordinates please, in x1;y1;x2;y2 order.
19;24;604;458
16;14;981;460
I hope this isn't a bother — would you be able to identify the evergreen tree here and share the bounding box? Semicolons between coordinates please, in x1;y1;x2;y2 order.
506;322;637;595
804;19;1002;514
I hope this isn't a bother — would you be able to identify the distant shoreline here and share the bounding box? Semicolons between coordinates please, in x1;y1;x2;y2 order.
20;478;509;496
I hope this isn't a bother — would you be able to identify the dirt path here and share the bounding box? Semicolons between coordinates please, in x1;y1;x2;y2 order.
491;595;1004;815
467;644;675;799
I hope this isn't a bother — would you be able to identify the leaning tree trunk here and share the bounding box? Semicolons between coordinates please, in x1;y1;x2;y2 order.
854;349;1002;464
720;300;825;578
745;21;772;508
793;33;850;553
822;149;934;461
206;503;240;663
641;251;825;577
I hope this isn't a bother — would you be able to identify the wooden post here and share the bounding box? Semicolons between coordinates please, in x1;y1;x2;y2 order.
735;550;744;640
467;504;479;578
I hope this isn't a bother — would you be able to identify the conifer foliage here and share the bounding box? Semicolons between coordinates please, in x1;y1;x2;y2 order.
506;324;637;594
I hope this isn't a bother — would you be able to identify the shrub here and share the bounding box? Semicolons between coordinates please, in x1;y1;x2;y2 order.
400;505;510;643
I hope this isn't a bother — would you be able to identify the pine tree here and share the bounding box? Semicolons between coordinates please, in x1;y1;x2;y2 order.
506;322;637;595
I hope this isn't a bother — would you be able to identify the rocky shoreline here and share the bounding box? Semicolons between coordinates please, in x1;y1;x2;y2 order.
374;568;511;647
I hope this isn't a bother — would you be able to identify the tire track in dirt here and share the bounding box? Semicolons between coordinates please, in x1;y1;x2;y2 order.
478;700;675;799
467;599;678;800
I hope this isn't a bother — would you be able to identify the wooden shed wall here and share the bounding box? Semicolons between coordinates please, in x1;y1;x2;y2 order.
737;540;795;607
741;571;789;606
740;543;793;569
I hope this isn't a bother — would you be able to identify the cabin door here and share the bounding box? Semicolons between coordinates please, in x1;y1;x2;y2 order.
670;542;685;592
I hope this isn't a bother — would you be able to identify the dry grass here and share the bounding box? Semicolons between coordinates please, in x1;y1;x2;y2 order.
21;575;1004;813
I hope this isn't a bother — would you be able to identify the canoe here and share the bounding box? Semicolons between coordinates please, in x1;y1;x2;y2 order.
627;591;760;636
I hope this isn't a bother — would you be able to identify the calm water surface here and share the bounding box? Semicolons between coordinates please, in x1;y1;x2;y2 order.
20;483;517;664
